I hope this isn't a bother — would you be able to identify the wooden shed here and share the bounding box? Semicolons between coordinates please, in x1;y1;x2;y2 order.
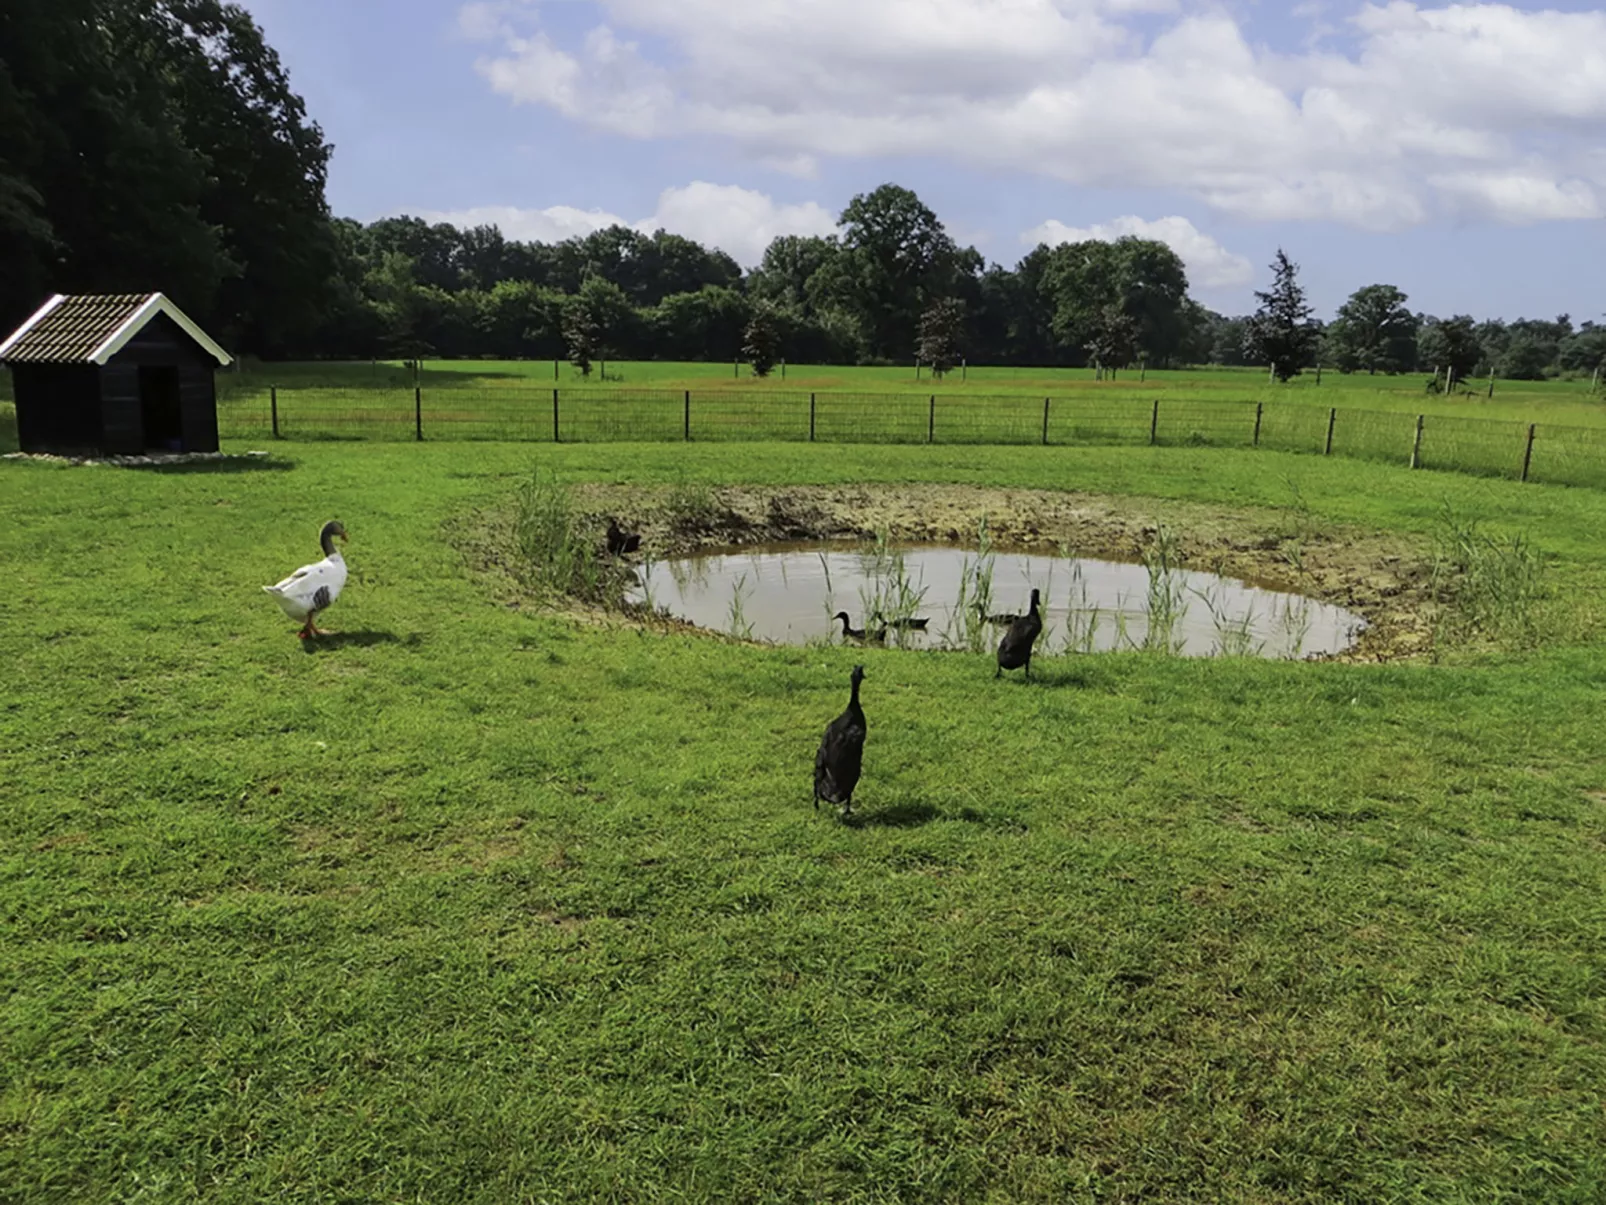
0;293;232;456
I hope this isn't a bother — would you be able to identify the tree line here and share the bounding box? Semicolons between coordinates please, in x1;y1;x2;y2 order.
2;1;1601;382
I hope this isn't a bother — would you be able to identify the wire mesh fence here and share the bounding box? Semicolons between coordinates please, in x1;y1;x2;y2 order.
214;385;1606;490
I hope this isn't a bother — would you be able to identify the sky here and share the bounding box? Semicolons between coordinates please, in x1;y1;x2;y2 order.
240;0;1606;321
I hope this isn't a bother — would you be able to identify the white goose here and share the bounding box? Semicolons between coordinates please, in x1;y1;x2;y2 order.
264;520;349;639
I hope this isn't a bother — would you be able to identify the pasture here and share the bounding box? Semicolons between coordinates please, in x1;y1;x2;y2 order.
4;437;1606;1201
217;359;1606;428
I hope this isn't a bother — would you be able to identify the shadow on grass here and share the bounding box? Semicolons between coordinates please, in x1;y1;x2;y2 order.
843;799;939;829
299;629;420;654
140;457;298;474
997;661;1101;689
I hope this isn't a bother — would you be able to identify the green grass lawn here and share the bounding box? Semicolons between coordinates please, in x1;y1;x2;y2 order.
4;439;1606;1201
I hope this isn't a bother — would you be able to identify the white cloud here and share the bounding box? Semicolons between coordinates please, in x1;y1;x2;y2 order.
421;202;633;244
1023;215;1254;289
458;0;1606;229
416;182;839;266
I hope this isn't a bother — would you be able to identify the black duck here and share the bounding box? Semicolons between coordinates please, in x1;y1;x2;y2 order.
814;664;867;817
995;588;1042;679
606;518;641;556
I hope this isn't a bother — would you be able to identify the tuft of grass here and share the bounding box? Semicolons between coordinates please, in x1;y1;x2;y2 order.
1430;501;1551;648
1140;520;1188;654
513;466;608;601
664;471;722;531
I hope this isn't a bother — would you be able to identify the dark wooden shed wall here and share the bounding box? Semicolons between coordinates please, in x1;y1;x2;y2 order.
12;312;220;455
97;314;219;454
12;363;102;452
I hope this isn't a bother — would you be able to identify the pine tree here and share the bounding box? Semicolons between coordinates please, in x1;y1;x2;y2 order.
743;304;781;377
916;297;965;378
1244;249;1319;382
563;299;599;378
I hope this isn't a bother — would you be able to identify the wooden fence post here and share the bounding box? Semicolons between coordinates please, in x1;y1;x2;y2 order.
809;393;816;442
1522;423;1536;482
1325;407;1336;455
1315;364;1322;386
1410;414;1425;469
414;386;422;441
1488;369;1495;399
270;386;279;439
1150;398;1159;445
554;359;558;382
1253;402;1263;447
928;395;935;444
684;390;691;441
1042;397;1050;446
961;358;967;383
552;388;559;443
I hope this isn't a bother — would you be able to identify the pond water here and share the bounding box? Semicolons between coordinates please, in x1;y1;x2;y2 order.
627;541;1366;659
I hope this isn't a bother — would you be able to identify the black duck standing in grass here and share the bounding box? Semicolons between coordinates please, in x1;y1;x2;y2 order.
996;588;1042;679
606;517;641;556
814;664;867;818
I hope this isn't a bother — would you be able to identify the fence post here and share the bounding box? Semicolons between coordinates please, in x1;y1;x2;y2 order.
1253;402;1263;447
961;358;967;383
734;360;739;380
414;386;422;441
554;359;558;382
1521;423;1536;482
270;386;279;439
1042;397;1050;446
928;395;935;444
809;393;816;443
1149;398;1159;445
1488;369;1495;399
684;390;691;441
1410;414;1425;469
1325;407;1336;455
552;388;559;443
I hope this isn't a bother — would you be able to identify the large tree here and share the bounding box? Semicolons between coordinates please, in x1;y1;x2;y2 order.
1417;315;1483;387
1325;284;1418;374
1034;237;1189;367
1244;249;1319;381
0;0;335;350
838;184;963;362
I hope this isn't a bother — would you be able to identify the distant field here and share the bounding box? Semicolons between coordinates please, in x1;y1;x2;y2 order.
180;360;1606;491
224;359;1606;427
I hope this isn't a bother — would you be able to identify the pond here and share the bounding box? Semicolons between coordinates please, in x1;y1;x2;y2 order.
626;541;1366;659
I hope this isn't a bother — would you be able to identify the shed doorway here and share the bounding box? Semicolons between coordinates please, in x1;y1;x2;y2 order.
138;365;183;451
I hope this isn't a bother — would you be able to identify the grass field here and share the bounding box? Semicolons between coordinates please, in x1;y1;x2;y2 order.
219;358;1606;425
4;438;1606;1201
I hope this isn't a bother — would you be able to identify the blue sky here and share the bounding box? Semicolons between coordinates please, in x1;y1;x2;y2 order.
242;0;1606;321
